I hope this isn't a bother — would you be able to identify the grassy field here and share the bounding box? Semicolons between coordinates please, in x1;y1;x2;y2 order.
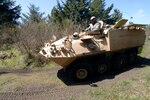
0;45;26;70
141;38;150;57
0;45;60;92
0;45;56;71
81;66;150;100
0;71;62;92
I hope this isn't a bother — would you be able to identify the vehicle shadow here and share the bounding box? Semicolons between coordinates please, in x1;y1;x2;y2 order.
57;56;150;86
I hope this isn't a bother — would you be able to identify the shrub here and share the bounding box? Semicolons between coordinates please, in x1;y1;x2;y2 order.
14;19;80;67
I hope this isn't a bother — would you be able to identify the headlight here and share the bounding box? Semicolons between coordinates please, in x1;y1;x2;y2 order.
42;49;47;55
50;45;58;55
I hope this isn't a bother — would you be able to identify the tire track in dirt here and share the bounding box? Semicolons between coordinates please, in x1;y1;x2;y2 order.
0;84;89;100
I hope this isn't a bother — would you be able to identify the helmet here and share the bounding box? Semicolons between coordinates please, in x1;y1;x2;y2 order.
73;32;79;36
73;32;79;39
90;16;96;21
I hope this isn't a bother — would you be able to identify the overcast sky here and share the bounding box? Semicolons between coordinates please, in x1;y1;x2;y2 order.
16;0;150;24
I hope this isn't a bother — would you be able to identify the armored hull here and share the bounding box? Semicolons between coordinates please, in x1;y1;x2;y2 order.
40;21;146;81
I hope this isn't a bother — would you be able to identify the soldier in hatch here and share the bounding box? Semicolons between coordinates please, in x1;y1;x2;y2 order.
85;16;104;33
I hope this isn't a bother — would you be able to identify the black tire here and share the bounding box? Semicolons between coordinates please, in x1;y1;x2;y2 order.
113;54;127;69
69;63;92;81
95;60;110;74
127;52;138;65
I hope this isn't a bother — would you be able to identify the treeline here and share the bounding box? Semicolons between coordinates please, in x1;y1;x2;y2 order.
51;0;122;25
0;0;122;66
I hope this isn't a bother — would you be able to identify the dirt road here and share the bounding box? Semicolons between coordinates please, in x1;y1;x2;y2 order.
0;56;150;100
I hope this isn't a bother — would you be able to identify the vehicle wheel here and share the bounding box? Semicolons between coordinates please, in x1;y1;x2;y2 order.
69;63;92;81
113;55;127;69
128;52;137;65
96;61;110;74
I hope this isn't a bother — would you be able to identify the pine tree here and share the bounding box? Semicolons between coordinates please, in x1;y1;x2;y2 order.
51;0;122;25
51;0;90;24
109;9;122;24
89;0;106;19
0;0;21;25
22;4;45;24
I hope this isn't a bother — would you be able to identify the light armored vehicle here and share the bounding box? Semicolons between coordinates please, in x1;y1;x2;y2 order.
40;19;146;81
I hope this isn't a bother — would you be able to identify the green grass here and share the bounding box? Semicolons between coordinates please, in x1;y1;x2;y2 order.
141;39;150;57
84;66;150;100
0;72;62;91
0;44;56;70
0;45;59;91
0;45;26;70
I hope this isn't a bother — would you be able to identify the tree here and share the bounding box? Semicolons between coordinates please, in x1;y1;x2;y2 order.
89;0;107;19
51;0;90;24
51;0;122;25
0;0;21;25
89;0;118;24
22;4;45;24
110;9;122;24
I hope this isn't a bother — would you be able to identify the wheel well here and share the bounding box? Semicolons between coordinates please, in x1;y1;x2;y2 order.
66;47;140;71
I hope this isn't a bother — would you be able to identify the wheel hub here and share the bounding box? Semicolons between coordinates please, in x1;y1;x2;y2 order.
98;64;107;74
76;69;88;79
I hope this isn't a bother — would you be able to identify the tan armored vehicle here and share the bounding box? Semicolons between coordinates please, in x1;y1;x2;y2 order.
40;19;146;81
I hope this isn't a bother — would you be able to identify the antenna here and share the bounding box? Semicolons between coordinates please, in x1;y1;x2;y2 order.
122;11;133;24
